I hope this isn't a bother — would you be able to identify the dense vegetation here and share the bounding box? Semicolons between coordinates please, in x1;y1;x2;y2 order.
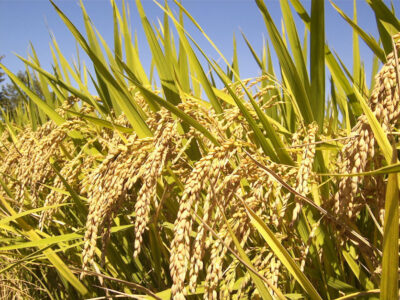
0;0;399;299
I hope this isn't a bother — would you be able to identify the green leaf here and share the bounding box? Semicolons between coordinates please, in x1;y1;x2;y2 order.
49;37;108;114
49;0;152;138
0;232;81;251
320;161;400;177
310;0;325;128
30;44;54;106
17;55;96;108
279;0;310;95
135;0;181;105
112;1;122;63
238;196;322;300
335;289;380;300
66;110;133;133
330;0;386;63
352;0;361;89
120;59;220;146
50;36;71;86
0;195;88;295
366;0;400;54
164;1;223;114
256;0;314;124
177;9;191;93
380;150;399;300
289;0;311;25
232;33;240;79
327;277;357;292
115;0;150;87
241;31;264;72
0;224;133;251
0;203;70;226
325;49;361;117
217;200;274;300
342;249;375;290
0;63;65;125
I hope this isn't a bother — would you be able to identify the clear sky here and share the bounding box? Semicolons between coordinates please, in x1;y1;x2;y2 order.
0;0;399;93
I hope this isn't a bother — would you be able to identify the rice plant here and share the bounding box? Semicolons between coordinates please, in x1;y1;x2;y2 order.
0;0;399;299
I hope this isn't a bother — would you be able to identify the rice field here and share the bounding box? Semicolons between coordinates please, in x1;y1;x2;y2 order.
0;0;399;299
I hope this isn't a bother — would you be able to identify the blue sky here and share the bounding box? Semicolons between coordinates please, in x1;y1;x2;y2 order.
0;0;399;93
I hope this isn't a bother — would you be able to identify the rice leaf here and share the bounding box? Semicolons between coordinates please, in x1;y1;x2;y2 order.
380;149;399;300
330;0;386;63
0;195;88;295
279;0;310;95
49;0;152;138
241;31;264;72
0;63;65;125
366;0;400;54
0;203;70;226
238;196;322;300
135;0;181;105
310;0;325;128
217;199;275;300
164;1;223;114
341;250;375;290
256;0;314;125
